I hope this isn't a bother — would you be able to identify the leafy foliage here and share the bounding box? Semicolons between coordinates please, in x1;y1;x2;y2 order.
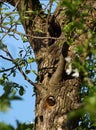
0;122;34;130
61;0;96;129
0;122;14;130
0;76;23;111
0;3;36;129
16;121;34;130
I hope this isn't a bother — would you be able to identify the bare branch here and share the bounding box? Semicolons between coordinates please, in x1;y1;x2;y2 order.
2;0;42;11
1;43;45;92
0;54;12;61
0;66;16;73
49;43;69;86
0;25;15;41
49;54;65;85
1;1;19;23
2;45;36;86
0;24;65;40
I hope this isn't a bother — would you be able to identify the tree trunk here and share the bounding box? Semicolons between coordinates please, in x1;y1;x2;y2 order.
32;12;81;129
35;79;81;130
3;0;96;129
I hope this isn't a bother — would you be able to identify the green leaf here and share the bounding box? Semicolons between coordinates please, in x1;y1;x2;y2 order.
61;1;74;10
16;121;34;130
25;70;31;74
0;122;14;130
28;57;35;63
19;87;25;96
21;36;28;43
0;99;10;112
32;70;37;75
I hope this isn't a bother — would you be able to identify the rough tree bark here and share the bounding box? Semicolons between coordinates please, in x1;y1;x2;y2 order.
2;0;96;129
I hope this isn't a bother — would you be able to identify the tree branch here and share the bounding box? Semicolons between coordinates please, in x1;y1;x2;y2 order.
49;43;69;86
0;54;12;62
0;24;65;40
49;54;65;85
0;66;16;73
2;44;36;87
2;0;42;11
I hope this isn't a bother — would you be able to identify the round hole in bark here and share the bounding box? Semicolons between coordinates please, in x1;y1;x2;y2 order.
39;115;43;122
46;96;56;106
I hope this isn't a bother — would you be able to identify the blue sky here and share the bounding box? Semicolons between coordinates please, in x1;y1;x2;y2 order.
0;0;57;128
0;25;37;127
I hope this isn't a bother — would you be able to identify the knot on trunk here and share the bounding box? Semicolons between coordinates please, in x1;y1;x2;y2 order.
43;95;56;110
46;96;56;106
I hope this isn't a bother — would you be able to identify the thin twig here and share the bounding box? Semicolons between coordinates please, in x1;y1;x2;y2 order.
0;24;65;40
0;54;12;61
1;0;20;22
1;44;41;89
0;66;16;73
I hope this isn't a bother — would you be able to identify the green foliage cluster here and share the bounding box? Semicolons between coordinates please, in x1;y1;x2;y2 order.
0;122;34;130
0;3;36;129
0;77;23;112
61;0;96;129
